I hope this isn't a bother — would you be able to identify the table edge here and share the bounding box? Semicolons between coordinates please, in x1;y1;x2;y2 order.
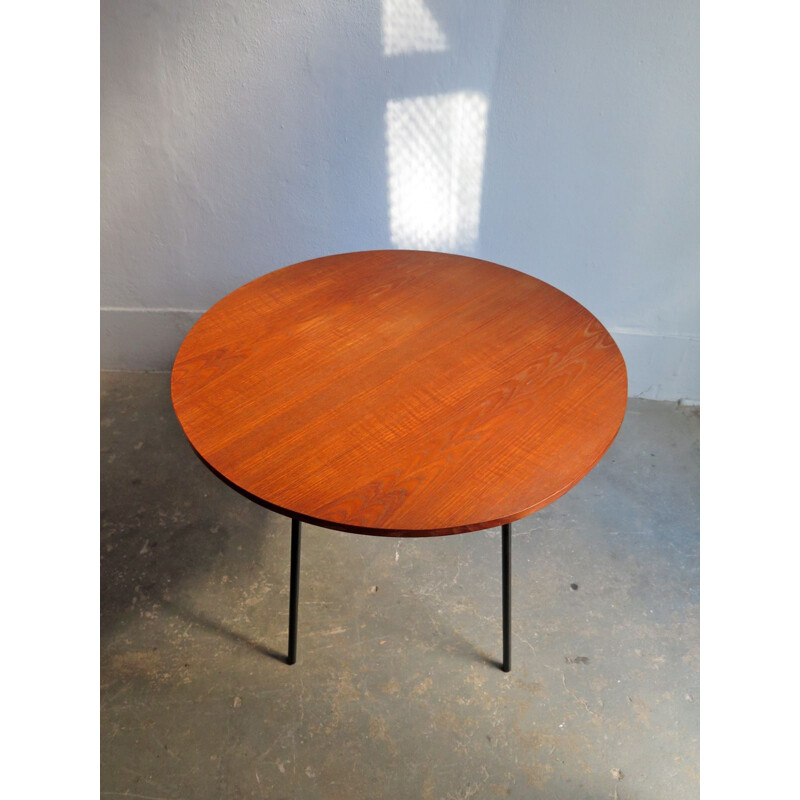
182;408;624;537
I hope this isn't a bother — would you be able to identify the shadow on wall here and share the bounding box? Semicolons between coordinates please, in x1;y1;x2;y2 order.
382;0;490;253
101;0;505;313
382;0;449;56
101;0;699;397
386;91;488;251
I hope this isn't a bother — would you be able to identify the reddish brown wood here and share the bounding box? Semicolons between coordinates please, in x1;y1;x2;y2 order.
172;251;627;536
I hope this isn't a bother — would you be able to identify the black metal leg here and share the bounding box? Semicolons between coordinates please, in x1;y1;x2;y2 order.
287;518;301;665
502;523;511;672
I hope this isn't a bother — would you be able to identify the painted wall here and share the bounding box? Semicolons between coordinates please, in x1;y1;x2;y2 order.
101;0;699;401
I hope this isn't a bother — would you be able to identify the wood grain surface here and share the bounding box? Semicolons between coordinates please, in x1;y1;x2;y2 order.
171;251;627;536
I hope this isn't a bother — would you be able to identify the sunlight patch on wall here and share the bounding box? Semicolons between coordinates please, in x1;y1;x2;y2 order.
385;91;488;252
382;0;448;56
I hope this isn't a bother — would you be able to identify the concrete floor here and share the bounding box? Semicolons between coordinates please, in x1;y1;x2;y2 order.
101;372;699;800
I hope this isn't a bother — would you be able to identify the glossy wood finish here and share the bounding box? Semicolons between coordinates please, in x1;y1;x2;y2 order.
172;251;627;536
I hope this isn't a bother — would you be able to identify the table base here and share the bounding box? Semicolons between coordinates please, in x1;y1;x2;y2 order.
284;520;513;672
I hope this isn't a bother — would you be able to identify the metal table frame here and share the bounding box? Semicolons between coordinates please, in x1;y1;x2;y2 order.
195;454;514;672
286;519;512;672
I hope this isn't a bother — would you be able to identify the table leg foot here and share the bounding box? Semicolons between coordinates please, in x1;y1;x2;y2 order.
502;522;511;672
287;518;301;665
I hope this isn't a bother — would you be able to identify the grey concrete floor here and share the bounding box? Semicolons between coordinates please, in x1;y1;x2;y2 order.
101;372;699;800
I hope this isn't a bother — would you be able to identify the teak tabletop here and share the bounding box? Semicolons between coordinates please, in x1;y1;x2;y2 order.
172;250;627;537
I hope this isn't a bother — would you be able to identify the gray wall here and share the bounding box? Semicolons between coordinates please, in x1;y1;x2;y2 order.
101;0;699;401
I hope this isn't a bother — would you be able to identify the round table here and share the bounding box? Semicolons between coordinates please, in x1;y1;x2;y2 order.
172;250;627;670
